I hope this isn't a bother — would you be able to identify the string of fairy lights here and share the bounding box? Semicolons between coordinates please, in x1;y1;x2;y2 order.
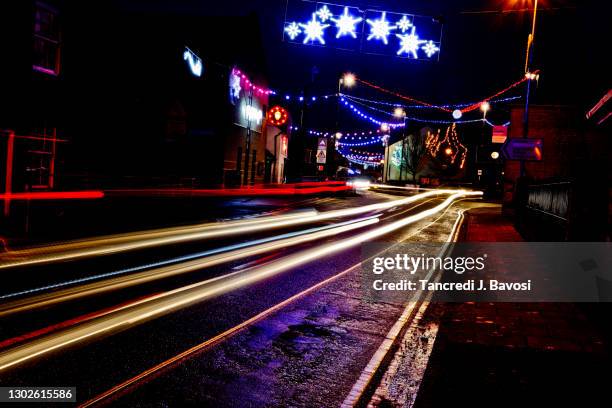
260;71;526;168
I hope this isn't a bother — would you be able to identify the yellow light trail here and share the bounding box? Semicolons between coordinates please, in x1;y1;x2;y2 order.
0;189;457;269
0;190;481;372
0;217;379;317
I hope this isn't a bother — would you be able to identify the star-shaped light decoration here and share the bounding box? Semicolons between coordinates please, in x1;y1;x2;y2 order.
366;11;396;44
300;13;330;44
316;5;333;22
284;22;301;40
421;40;440;58
331;7;363;38
396;15;413;32
229;71;242;100
396;26;426;58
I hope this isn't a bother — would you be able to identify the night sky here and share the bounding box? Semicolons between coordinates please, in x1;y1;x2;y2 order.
117;0;611;111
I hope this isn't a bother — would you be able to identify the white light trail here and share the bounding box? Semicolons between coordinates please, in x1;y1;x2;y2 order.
0;190;482;372
0;190;461;270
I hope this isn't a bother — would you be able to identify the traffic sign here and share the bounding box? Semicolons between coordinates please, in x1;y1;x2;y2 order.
502;138;543;161
316;149;327;164
492;126;508;144
317;138;327;164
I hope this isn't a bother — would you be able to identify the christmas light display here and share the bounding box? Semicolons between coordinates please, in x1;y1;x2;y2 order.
396;15;413;32
284;22;302;40
308;128;383;138
342;95;488;125
231;68;275;96
340;97;405;128
421;40;440;58
426;124;468;169
267;106;289;127
283;1;442;60
336;148;384;166
354;74;528;113
340;94;521;110
331;7;363;38
300;13;330;44
396;27;426;58
366;11;395;44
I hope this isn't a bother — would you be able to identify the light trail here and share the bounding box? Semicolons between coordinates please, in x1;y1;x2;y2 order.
0;216;380;302
0;189;457;269
0;190;481;372
80;196;474;407
0;217;379;317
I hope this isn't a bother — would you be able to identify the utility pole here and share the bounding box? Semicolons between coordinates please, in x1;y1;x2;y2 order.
243;87;254;186
521;0;539;177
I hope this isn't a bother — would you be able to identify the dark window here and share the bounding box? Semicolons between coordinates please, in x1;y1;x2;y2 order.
33;2;60;76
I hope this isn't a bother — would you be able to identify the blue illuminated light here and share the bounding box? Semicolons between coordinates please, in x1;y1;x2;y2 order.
316;5;333;22
396;26;426;58
396;15;413;32
183;47;203;77
283;1;443;60
332;7;363;39
300;13;330;44
366;11;396;44
421;40;440;58
285;22;302;40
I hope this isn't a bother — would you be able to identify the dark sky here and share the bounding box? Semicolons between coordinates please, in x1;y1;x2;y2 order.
120;0;610;109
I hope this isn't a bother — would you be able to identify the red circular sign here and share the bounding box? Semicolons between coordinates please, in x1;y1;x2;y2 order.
267;105;289;126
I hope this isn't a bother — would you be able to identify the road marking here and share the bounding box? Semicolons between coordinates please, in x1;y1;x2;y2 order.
75;198;476;407
341;208;466;408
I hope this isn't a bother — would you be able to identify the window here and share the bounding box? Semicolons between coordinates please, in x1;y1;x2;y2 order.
33;2;61;76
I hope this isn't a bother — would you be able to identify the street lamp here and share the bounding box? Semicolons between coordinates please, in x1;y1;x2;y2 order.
480;101;491;119
380;123;390;133
341;72;356;89
394;107;406;118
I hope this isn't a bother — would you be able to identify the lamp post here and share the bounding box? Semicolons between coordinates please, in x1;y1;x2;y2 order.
336;73;355;177
521;0;539;177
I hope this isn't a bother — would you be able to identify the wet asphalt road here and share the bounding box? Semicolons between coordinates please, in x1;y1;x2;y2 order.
0;190;475;406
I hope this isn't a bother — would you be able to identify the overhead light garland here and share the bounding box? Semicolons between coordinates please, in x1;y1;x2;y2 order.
232;68;275;95
307;128;383;138
341;96;487;125
353;74;529;115
339;93;521;110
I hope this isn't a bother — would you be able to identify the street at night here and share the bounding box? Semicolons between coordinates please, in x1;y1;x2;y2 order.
0;1;611;407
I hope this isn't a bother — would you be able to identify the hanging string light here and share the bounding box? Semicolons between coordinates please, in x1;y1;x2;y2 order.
232;68;276;95
352;74;529;116
342;96;487;125
426;124;468;169
339;93;521;110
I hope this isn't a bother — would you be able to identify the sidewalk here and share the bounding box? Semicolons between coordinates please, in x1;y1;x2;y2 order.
414;206;610;407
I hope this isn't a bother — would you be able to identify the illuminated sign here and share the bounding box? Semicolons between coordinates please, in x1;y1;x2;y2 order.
183;47;203;77
267;106;289;126
283;1;442;60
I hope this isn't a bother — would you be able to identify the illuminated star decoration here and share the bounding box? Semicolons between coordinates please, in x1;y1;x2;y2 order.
229;71;242;101
366;11;396;44
300;13;330;44
396;15;413;32
284;22;301;40
421;40;440;58
331;7;363;38
316;5;333;22
396;26;426;58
